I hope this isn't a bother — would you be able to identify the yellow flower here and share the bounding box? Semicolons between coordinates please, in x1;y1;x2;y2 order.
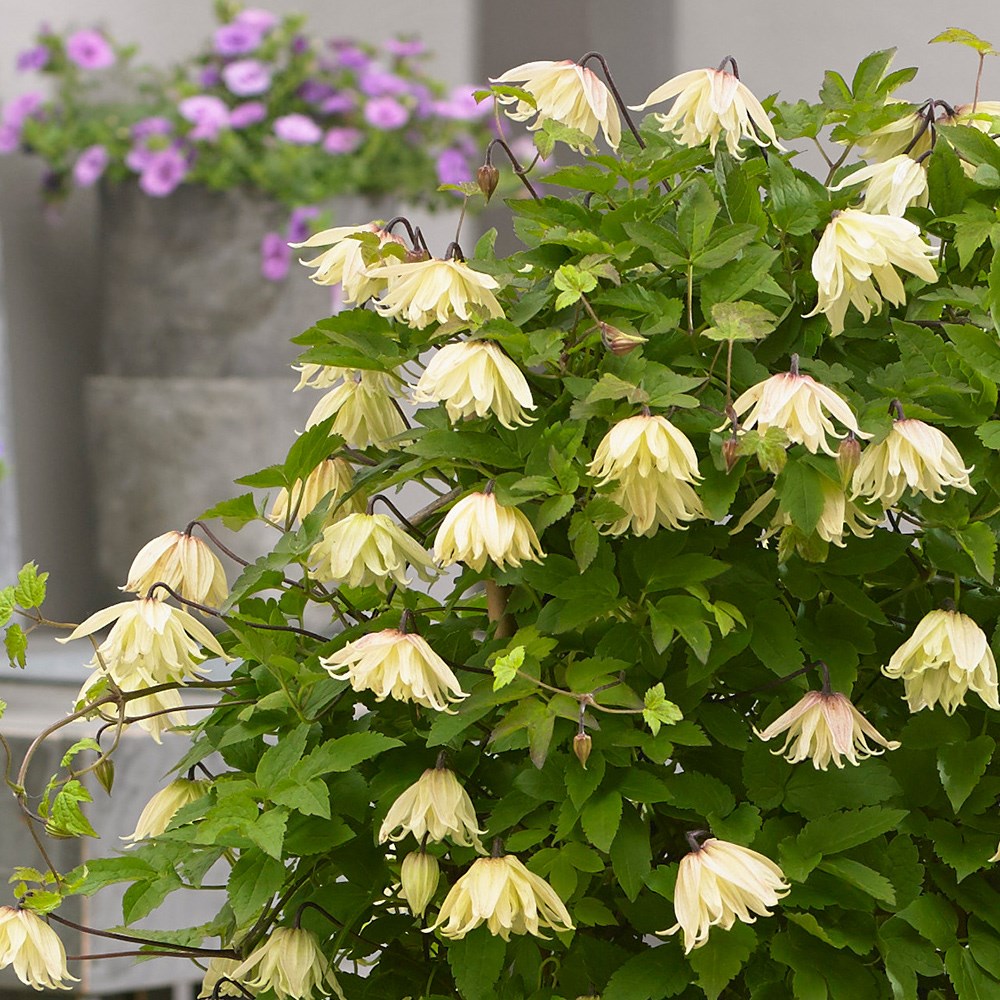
0;906;78;991
631;66;783;159
400;850;441;917
121;777;211;844
321;628;468;711
379;766;485;850
755;690;899;769
856;105;935;162
231;927;344;1000
664;837;789;953
309;512;436;591
199;958;246;999
433;492;545;572
729;369;869;457
883;609;1000;715
77;671;188;743
269;458;363;525
852;417;975;506
121;530;228;608
829;155;929;216
305;371;407;450
805;208;937;335
291;223;405;304
291;363;350;391
490;60;621;150
412;341;535;429
370;258;504;330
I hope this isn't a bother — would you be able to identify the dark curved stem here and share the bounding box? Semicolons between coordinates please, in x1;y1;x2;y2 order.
577;50;645;149
484;138;540;199
685;829;711;852
47;911;229;956
716;55;740;77
365;495;418;533
443;241;464;261
889;399;905;421
293;901;342;930
185;521;251;568
383;216;429;253
713;664;811;702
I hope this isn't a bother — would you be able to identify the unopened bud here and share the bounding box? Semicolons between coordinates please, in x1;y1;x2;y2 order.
573;733;593;769
400;850;439;917
600;323;647;356
404;248;431;264
477;164;500;201
94;759;115;796
837;434;861;486
722;435;741;473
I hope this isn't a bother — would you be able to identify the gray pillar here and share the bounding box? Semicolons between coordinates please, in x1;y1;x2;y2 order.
0;229;20;586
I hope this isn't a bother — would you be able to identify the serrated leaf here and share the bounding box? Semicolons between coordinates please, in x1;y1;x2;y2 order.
610;806;651;902
642;683;683;736
938;736;995;812
581;790;623;853
447;929;507;1000
818;857;895;904
197;493;259;531
603;944;689;1000
797;806;909;858
5;624;27;668
492;645;525;691
13;562;47;610
0;587;14;628
227;851;285;925
293;732;403;780
689;922;756;1000
568;512;600;572
703;301;778;342
929;28;997;55
775;459;826;534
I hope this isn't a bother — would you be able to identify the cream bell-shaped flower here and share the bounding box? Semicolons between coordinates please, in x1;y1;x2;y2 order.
883;609;1000;715
231;927;345;1000
401;851;441;917
77;670;188;743
291;363;350;392
805;208;937;335
199;958;247;999
664;836;789;953
829;155;929;216
852;416;975;506
855;102;936;162
631;65;784;160
433;491;545;572
604;472;704;536
122;530;228;609
490;60;621;150
426;853;574;940
121;777;211;844
305;371;407;450
412;341;536;429
370;257;504;330
728;365;870;457
270;458;363;525
57;597;230;686
379;766;485;851
309;512;436;591
290;223;405;304
321;627;468;711
0;906;78;991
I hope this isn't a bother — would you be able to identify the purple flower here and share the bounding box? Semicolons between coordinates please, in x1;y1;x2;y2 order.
358;70;408;98
16;46;49;72
260;232;290;281
179;95;230;140
287;206;319;243
273;113;322;145
65;30;115;70
229;101;266;129
2;92;43;128
132;116;173;139
291;35;309;55
214;22;264;57
434;85;490;121
73;144;109;187
323;127;362;154
298;80;335;104
138;147;188;197
436;148;471;187
408;82;434;119
320;92;356;115
222;59;271;97
385;38;426;59
198;65;223;87
0;123;20;154
236;9;280;32
328;42;369;71
364;97;408;130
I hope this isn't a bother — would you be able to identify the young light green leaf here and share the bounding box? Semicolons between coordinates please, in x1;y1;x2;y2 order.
642;683;683;736
492;645;525;691
703;301;779;342
929;28;997;55
13;562;47;610
5;624;27;669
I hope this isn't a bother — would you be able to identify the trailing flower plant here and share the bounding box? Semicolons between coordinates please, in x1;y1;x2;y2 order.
6;24;1000;1000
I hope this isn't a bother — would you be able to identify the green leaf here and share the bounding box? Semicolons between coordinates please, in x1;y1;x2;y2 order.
768;157;821;235
535;493;575;531
282;420;340;486
797;806;909;858
677;178;719;257
775;459;826;534
991;248;1000;334
898;894;958;950
447;929;507;1000
649;595;712;662
603;945;690;1000
553;262;599;310
703;301;778;342
749;599;804;674
47;780;97;838
581;790;623;853
938;736;995;812
255;725;310;790
0;587;14;628
689;922;756;1000
945;323;1000;382
492;645;525;691
642;683;683;736
198;493;259;531
5;624;27;669
240;808;288;859
818;857;895;904
13;563;47;610
122;873;183;924
929;28;997;55
610;806;651;902
269;777;330;818
227;851;285;925
293;733;403;780
976;422;1000;449
947;944;1000;998
568;511;600;572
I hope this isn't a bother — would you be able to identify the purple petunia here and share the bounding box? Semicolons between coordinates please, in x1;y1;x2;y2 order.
434;85;490;121
16;46;50;72
320;92;356;116
358;70;409;98
436;148;471;187
328;42;370;71
73;144;109;187
273;114;322;145
132;116;173;139
323;127;362;155
229;101;267;129
138;146;188;197
65;29;115;70
214;22;264;57
287;206;319;244
222;59;272;97
235;9;280;32
2;92;43;128
298;80;335;104
260;231;291;281
0;123;20;155
385;38;426;59
364;97;408;131
179;95;230;141
198;65;223;87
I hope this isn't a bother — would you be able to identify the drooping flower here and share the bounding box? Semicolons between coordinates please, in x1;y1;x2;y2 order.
664;837;789;953
490;60;621;151
400;851;440;917
0;906;78;991
65;29;115;70
72;145;110;188
631;66;783;159
852;416;975;506
291;223;405;303
309;512;436;590
427;854;574;940
370;258;504;330
291;363;349;391
379;766;484;849
76;669;189;742
805;208;937;335
199;958;247;999
304;371;407;450
122;530;228;608
412;341;535;428
829;155;928;216
231;927;344;1000
121;777;211;844
883;609;1000;715
322;628;468;711
270;458;363;524
433;492;545;572
856;103;935;162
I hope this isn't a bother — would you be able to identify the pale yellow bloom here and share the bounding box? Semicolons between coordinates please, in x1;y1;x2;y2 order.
729;371;869;457
664;838;789;953
805;208;937;335
77;670;188;743
379;767;485;850
321;628;468;711
883;609;1000;715
426;854;574;940
122;531;228;608
991;843;1000;864
291;363;350;391
829;155;928;216
631;67;784;159
755;690;899;769
309;512;436;591
412;341;535;429
433;492;545;572
305;371;407;450
400;850;440;917
370;258;504;330
856;106;934;162
291;223;405;304
0;906;78;991
232;927;344;1000
199;958;246;999
491;60;621;150
121;778;211;844
852;418;975;506
269;458;363;525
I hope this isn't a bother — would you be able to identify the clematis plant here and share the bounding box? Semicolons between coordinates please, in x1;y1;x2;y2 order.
7;25;1000;1000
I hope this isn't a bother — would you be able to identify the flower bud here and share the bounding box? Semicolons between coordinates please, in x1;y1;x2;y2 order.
573;733;592;768
400;850;440;917
600;323;647;356
722;435;741;473
477;164;500;201
94;759;115;796
837;433;861;486
404;247;431;264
